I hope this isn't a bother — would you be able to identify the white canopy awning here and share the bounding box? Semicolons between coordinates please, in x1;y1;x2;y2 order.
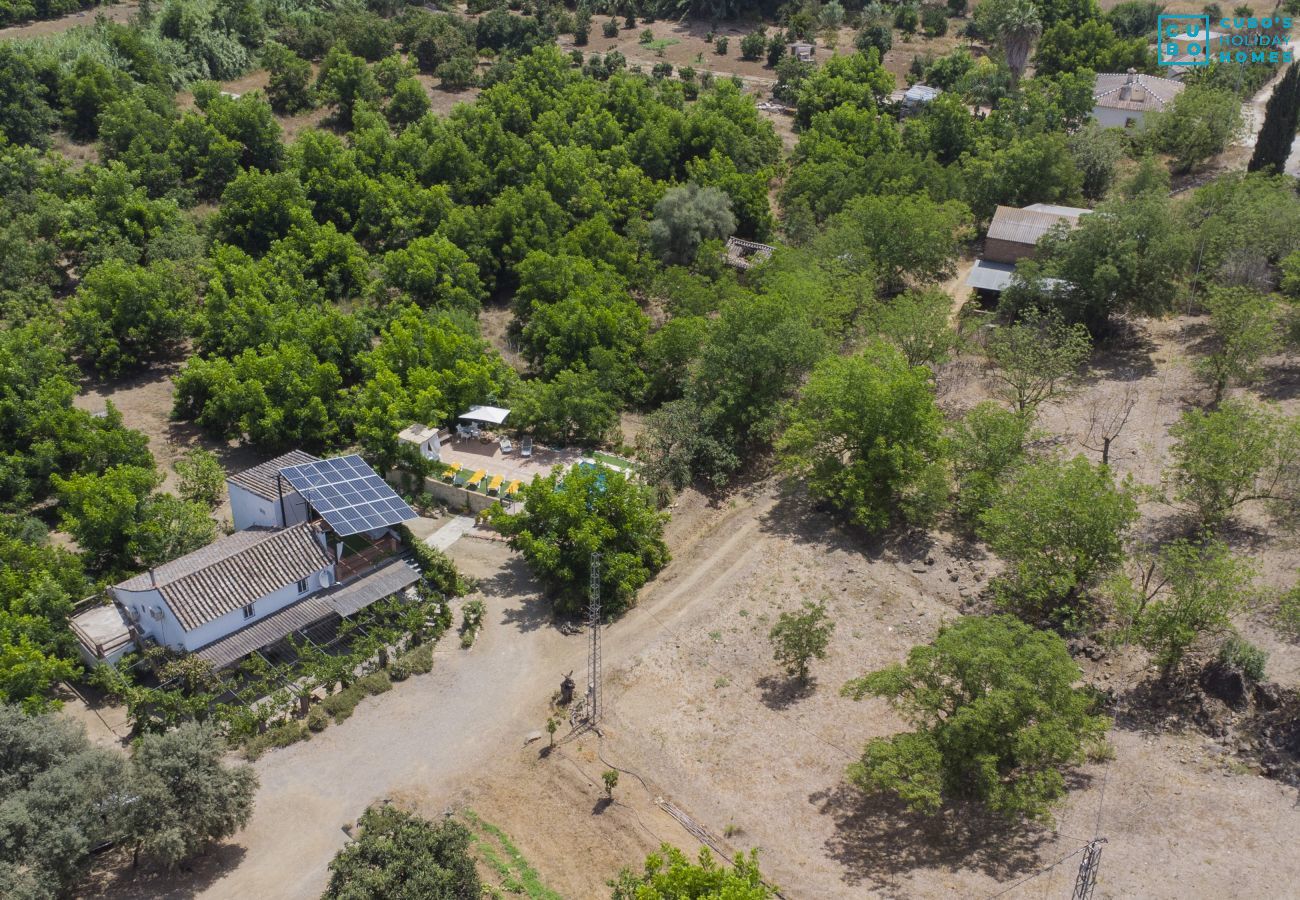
459;405;510;425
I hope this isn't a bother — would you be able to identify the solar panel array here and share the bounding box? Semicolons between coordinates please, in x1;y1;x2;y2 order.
278;455;417;537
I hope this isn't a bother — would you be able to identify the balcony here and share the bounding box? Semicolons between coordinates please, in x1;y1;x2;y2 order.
336;534;401;583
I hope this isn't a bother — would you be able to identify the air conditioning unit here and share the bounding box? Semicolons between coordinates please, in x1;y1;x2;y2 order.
125;606;141;624
319;570;333;589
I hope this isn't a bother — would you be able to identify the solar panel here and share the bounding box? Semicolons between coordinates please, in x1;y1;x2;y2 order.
277;454;417;537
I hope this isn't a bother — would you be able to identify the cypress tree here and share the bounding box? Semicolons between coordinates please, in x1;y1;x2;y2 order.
1248;63;1300;174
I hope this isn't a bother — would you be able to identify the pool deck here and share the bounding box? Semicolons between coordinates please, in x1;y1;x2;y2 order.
434;435;585;489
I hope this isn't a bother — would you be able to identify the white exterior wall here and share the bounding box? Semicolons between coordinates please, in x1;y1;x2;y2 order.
228;481;310;531
113;562;334;652
178;565;331;651
112;586;187;651
1093;105;1144;129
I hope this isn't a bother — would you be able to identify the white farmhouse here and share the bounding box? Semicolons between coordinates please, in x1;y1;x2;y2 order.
1092;70;1184;129
72;452;423;670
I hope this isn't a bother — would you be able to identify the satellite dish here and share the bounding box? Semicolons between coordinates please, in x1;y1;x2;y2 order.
148;606;165;621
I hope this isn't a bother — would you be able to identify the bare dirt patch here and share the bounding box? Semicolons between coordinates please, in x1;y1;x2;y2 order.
0;2;136;42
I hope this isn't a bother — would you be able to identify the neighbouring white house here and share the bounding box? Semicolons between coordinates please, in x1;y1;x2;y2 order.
1092;70;1185;129
397;423;447;461
966;202;1091;300
71;451;423;670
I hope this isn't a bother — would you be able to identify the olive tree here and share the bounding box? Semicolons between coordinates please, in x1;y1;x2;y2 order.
648;184;736;265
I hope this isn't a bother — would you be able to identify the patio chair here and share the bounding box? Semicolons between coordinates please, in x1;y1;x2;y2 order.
499;437;513;454
521;436;533;458
466;469;486;490
504;479;522;498
441;461;462;482
453;467;472;486
487;474;504;495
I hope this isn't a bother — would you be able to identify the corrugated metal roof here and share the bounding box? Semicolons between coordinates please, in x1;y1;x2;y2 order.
228;450;320;501
115;523;334;632
987;206;1085;246
192;560;420;669
1093;72;1184;112
966;260;1017;291
194;596;334;669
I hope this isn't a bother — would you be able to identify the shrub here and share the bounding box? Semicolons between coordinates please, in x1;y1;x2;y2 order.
922;5;949;36
306;706;329;732
243;722;309;760
1219;635;1268;682
740;30;766;61
400;643;435;675
357;671;393;696
895;3;919;35
323;685;365;723
715;36;729;55
640;28;655;44
603;18;618;38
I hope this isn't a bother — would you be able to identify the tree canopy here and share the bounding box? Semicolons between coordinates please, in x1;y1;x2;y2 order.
842;615;1109;821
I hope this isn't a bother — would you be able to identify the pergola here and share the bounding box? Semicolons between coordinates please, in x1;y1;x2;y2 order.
458;405;510;425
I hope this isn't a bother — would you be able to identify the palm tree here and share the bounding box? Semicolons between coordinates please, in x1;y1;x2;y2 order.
976;0;1043;88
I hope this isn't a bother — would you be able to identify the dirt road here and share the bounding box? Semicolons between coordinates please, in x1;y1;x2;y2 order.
136;490;778;899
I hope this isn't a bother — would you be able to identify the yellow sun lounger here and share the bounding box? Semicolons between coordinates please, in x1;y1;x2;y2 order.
441;462;461;481
487;474;504;495
504;479;522;497
467;469;486;490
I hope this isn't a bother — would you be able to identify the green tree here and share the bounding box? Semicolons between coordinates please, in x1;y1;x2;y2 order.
128;494;217;568
946;401;1035;523
876;288;959;367
769;601;835;682
986;308;1092;412
740;30;767;61
211;170;315;256
317;46;381;129
324;805;480;899
0;44;57;148
842;615;1109;821
387;76;431;126
602;768;619;796
66;260;194;377
610;846;773;900
1033;181;1192;331
1249;63;1300;174
0;707;129;897
1035;19;1151;76
1151;85;1243;173
125;722;257;869
1067;121;1125;201
263;42;313;114
175;448;226;507
382;235;484;314
855;20;893;56
53;464;160;565
1195;286;1280;403
1167;400;1300;529
494;465;669;616
794;51;894;128
921;4;949;37
979;455;1138;622
1109;539;1256;676
511;367;621;447
816;194;971;294
648;183;736;265
779;345;946;532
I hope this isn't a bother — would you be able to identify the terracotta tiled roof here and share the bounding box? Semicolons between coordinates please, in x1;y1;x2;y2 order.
1093;72;1184;112
114;523;333;631
228;450;319;501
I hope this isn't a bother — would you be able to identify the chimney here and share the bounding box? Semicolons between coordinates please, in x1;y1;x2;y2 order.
1119;68;1138;102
